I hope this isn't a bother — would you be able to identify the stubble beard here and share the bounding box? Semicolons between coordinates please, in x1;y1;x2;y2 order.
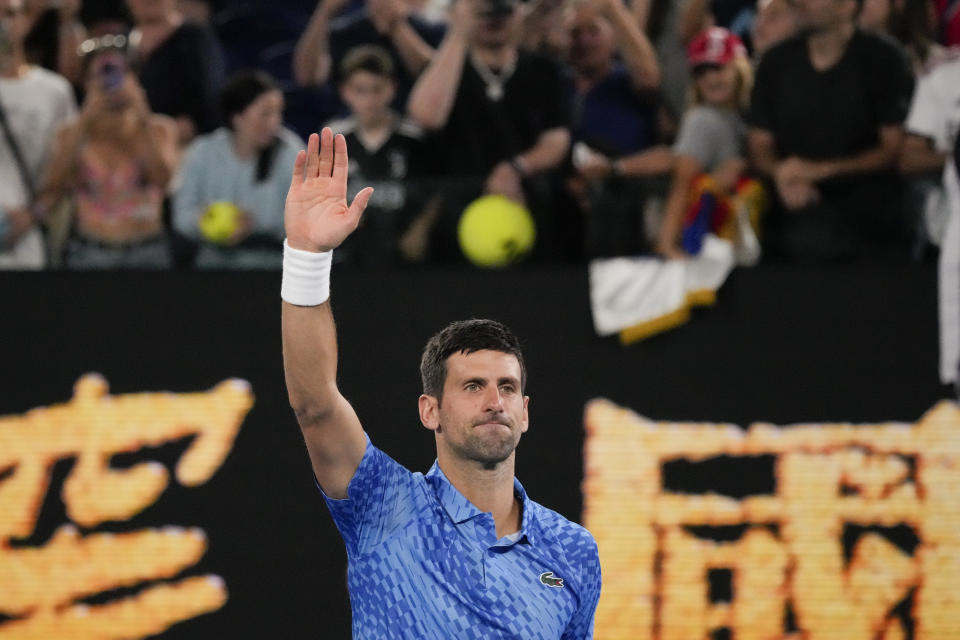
445;415;520;469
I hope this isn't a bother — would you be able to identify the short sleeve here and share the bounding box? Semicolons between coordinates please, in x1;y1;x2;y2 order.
321;437;418;557
870;39;914;125
905;67;951;149
674;108;723;170
562;534;602;640
747;49;778;132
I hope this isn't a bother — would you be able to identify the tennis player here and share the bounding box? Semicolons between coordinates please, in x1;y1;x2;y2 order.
280;128;601;638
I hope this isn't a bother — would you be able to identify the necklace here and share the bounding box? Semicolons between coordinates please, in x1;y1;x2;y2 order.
470;53;516;102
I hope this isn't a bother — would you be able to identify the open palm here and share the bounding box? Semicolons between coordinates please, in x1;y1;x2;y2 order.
285;128;374;253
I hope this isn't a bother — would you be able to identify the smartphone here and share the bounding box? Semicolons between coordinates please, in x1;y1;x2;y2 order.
97;55;127;92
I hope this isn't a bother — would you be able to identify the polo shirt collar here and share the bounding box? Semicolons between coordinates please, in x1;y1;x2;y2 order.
426;461;536;546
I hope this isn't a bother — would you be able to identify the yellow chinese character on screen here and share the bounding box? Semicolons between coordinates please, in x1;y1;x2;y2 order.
0;374;253;639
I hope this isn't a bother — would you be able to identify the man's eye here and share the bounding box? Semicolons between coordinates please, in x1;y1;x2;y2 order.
465;383;479;392
500;385;515;394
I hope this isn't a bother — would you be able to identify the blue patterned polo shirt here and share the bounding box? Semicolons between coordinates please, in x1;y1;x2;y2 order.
321;437;602;639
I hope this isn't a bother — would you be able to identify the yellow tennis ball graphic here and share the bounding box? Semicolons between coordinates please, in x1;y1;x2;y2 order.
457;195;536;267
199;201;241;243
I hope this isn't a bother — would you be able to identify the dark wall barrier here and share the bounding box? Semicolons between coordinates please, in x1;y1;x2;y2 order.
0;265;950;638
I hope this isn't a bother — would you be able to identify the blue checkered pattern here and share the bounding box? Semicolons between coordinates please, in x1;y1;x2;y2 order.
321;437;601;639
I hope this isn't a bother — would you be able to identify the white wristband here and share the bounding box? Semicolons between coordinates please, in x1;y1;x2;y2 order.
281;239;333;306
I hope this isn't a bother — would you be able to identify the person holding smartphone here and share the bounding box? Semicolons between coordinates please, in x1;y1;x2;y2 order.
36;34;179;269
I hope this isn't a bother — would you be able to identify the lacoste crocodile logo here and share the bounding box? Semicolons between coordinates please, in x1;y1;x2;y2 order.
539;571;564;588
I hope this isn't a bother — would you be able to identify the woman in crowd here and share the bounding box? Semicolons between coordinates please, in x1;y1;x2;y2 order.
37;34;178;269
172;70;303;269
859;0;944;73
656;27;761;261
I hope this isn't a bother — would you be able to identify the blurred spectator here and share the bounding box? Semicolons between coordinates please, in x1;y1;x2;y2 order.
36;35;177;269
325;45;432;266
748;0;915;261
0;0;76;270
178;0;221;24
126;0;225;145
292;0;445;112
172;70;303;269
934;0;960;46
641;0;691;124
943;128;959;389
521;0;571;58
657;27;761;260
680;0;757;46
566;0;661;154
900;50;960;248
564;0;672;257
23;0;85;86
407;0;570;261
859;0;944;71
751;0;799;59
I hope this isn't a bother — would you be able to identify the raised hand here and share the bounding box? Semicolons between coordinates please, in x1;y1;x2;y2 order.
285;128;374;253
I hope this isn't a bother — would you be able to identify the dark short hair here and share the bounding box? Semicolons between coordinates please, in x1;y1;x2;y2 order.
339;44;395;82
219;70;281;182
220;69;279;126
420;319;527;400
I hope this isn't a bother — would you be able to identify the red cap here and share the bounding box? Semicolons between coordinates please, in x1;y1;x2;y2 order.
687;27;746;67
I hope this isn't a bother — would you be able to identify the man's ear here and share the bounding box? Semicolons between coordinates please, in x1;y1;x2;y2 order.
520;395;530;434
419;394;440;432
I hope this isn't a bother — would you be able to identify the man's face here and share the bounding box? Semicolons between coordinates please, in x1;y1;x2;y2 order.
568;7;614;72
798;0;853;31
473;3;523;49
340;70;396;126
427;349;529;467
0;0;28;48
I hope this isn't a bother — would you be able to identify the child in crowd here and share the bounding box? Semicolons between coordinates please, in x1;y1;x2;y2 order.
326;45;431;266
656;27;763;262
172;70;304;269
38;34;177;269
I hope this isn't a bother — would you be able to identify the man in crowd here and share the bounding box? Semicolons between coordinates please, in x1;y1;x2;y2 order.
564;0;672;257
748;0;914;261
407;0;570;261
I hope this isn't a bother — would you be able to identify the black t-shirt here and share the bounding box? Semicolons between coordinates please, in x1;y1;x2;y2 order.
137;23;226;135
329;116;430;265
750;29;913;168
436;50;570;177
749;30;916;259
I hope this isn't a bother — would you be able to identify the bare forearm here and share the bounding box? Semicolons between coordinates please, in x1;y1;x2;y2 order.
390;20;435;77
631;0;651;32
679;0;710;43
620;145;673;176
899;135;946;175
515;128;570;174
810;145;900;182
294;6;335;86
748;130;779;178
607;0;660;89
282;301;341;419
407;29;468;129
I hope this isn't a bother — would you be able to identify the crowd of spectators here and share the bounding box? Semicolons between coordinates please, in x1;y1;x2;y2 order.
0;0;958;270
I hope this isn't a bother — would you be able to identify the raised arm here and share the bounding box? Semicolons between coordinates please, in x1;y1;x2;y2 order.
597;0;660;90
293;0;348;86
282;128;374;499
406;0;474;130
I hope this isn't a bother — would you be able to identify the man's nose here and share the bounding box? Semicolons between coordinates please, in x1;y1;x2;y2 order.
483;387;504;411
